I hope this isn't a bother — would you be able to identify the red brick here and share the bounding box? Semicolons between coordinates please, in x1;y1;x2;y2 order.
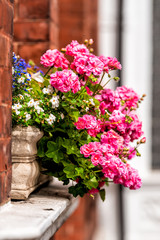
50;0;59;25
0;138;12;172
0;172;6;204
19;0;49;19
0;34;12;68
18;42;49;65
0;68;12;105
49;22;59;48
0;106;12;138
14;21;49;42
59;0;84;16
5;166;12;199
54;196;97;240
0;1;13;36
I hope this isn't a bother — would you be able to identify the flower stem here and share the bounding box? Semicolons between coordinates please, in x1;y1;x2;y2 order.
93;72;105;96
44;66;54;77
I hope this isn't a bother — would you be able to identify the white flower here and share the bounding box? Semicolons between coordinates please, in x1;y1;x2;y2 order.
89;98;95;106
36;107;44;114
32;72;44;83
25;73;31;81
27;99;35;107
49;114;56;121
47;85;54;94
12;103;22;110
34;101;40;109
18;94;24;100
42;88;49;94
50;96;59;108
86;107;89;112
12;67;15;75
46;114;56;125
18;77;25;83
25;113;31;121
15;110;20;115
60;113;64;119
42;86;53;95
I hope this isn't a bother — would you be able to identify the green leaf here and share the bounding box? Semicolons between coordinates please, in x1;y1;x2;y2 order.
63;164;76;178
37;136;49;157
46;141;64;163
75;167;84;178
62;139;80;156
99;189;105;201
56;137;63;148
84;176;98;189
69;183;88;197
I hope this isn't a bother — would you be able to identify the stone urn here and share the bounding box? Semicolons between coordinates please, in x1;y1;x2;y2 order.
11;126;51;200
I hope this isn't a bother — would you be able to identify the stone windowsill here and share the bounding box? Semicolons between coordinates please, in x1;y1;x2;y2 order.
0;180;79;240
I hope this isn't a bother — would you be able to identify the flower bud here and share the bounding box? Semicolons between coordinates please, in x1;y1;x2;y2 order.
140;137;146;143
88;39;94;45
84;39;88;44
61;48;66;53
89;48;94;53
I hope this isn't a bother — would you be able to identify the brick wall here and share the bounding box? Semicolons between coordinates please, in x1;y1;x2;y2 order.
13;0;59;64
53;196;97;240
58;0;98;54
0;0;13;206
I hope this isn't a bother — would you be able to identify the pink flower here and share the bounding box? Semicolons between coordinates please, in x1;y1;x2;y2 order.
91;151;104;166
80;142;101;157
50;70;80;93
40;49;69;69
116;86;139;109
82;115;98;129
126;113;143;141
65;40;89;56
101;130;124;153
113;164;142;190
108;110;126;134
100;89;121;113
71;54;104;77
98;56;122;71
102;155;126;179
88;188;99;195
127;146;136;160
74;117;86;130
85;86;93;96
98;55;110;73
106;57;122;70
87;54;104;76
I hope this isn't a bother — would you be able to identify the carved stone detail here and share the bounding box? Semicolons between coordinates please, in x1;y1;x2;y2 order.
11;126;51;200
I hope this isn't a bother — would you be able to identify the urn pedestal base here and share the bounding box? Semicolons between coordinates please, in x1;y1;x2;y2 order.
11;126;51;200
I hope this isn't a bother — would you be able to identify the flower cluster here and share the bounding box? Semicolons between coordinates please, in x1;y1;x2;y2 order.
12;39;145;201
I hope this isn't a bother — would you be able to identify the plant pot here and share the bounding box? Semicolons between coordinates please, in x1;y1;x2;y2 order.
11;126;51;200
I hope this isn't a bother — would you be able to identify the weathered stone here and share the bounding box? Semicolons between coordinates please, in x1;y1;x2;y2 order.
0;181;79;240
11;126;51;200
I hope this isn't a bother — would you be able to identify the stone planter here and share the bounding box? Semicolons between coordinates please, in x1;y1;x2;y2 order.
11;126;51;200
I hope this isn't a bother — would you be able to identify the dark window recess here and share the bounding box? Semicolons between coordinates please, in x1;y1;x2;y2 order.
152;0;160;169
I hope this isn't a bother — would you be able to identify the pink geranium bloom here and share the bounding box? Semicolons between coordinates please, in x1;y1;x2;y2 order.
40;49;69;69
50;70;80;93
116;86;139;109
80;142;101;157
71;54;104;77
98;55;122;71
65;40;89;56
101;130;124;153
100;89;121;113
106;57;122;70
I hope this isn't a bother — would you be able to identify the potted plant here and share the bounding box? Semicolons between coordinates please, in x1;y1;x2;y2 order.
11;39;146;201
